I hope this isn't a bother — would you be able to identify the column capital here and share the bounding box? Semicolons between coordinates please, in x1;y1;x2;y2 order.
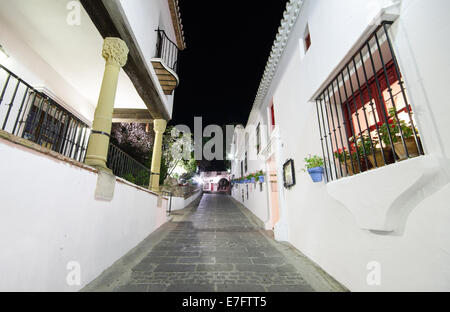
102;37;129;67
153;119;167;134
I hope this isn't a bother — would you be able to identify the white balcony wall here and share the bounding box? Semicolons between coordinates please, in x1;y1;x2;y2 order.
0;0;151;124
235;0;450;291
119;0;178;119
231;121;271;226
0;138;168;291
170;191;202;212
0;13;94;125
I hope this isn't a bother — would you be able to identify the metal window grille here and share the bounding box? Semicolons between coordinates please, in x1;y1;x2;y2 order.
0;64;90;162
315;22;424;182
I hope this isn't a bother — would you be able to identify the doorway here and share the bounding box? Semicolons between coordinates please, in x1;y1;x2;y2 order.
267;155;280;230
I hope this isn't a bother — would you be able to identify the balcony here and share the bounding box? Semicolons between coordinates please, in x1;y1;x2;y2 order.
0;64;150;187
151;29;181;95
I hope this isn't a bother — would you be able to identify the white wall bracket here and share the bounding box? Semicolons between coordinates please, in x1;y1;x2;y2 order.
326;156;450;233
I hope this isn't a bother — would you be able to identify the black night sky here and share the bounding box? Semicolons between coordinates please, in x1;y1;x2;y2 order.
170;1;289;131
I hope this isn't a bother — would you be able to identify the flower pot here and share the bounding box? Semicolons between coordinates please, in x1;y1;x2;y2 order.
343;157;372;176
367;146;395;168
345;162;361;176
258;176;265;183
307;167;324;183
393;137;420;160
251;177;256;183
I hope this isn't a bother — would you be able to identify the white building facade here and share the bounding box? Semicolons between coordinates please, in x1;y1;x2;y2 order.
230;0;450;291
0;0;186;291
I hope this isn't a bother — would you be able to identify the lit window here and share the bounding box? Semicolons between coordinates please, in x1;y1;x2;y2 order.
315;23;423;182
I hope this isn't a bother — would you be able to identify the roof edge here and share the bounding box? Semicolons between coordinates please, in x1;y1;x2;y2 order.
168;0;187;50
247;0;304;126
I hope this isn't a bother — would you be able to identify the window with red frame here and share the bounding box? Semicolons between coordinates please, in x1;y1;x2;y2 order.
342;61;407;138
270;103;275;131
304;25;311;53
315;23;423;182
305;33;311;52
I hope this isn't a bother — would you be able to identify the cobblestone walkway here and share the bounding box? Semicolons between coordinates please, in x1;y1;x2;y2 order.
114;194;316;292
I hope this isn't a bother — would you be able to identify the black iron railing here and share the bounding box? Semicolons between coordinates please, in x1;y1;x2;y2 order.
107;143;150;187
315;22;424;182
1;65;151;187
155;29;180;73
0;64;89;162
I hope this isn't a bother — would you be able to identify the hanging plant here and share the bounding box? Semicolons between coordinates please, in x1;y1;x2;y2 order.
256;170;265;183
304;155;324;183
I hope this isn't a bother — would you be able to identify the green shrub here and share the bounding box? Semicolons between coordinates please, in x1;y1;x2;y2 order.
136;170;150;186
123;173;136;184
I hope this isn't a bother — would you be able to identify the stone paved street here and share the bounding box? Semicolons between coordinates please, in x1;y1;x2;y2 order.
86;194;345;292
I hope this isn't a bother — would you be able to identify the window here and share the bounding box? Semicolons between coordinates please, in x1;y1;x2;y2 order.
244;152;248;173
256;123;261;154
0;65;90;163
304;25;311;52
270;103;276;131
315;22;423;182
21;92;89;162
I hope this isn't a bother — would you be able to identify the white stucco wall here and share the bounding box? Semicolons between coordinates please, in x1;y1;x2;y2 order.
230;123;272;228
236;0;450;291
0;13;95;125
170;190;203;212
0;0;177;123
0;138;168;292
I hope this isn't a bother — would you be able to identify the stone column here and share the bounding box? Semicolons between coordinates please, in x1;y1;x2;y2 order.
149;119;167;192
85;37;129;170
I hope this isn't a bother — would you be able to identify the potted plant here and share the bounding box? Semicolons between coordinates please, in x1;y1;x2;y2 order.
334;140;365;176
304;155;324;183
378;108;419;162
256;170;265;183
355;134;384;170
335;147;354;176
393;119;420;160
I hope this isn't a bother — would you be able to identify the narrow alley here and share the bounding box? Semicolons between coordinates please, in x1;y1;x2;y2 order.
84;194;345;292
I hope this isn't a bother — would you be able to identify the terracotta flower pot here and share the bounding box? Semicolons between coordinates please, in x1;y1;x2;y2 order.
345;163;360;176
393;137;420;160
367;146;395;168
340;158;370;176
